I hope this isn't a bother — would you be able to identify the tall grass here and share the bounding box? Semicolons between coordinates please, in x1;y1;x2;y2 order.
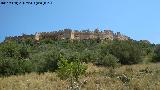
0;63;160;90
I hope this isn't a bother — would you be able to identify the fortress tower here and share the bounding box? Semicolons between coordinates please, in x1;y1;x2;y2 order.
35;32;41;41
64;29;74;39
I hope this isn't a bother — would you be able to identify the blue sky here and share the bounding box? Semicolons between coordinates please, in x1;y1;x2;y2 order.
0;0;160;44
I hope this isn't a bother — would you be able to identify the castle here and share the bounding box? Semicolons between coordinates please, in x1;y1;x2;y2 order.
35;29;129;41
5;28;129;42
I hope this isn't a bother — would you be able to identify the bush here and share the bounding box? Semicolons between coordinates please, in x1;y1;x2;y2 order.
0;42;30;59
19;46;29;59
0;42;19;58
0;38;156;77
0;58;17;76
57;56;87;90
152;45;160;62
0;58;34;76
57;55;87;89
31;50;59;73
96;53;119;68
63;51;80;63
80;50;95;63
107;41;143;65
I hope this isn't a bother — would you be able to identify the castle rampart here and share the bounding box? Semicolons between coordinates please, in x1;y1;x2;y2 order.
35;29;129;41
5;28;129;42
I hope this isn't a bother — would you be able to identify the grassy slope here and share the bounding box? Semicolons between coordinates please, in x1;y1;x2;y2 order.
0;63;160;90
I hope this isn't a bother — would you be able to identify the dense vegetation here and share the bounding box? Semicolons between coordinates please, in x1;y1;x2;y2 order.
0;38;158;76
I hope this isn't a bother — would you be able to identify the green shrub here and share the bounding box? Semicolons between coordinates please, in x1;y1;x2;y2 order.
96;53;119;68
0;42;30;59
0;58;34;76
152;45;160;62
80;50;95;63
31;50;59;73
107;41;143;65
0;58;18;76
0;42;19;58
19;46;29;59
57;55;87;89
57;56;87;90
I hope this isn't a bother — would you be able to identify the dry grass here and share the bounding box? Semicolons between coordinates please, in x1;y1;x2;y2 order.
0;63;160;90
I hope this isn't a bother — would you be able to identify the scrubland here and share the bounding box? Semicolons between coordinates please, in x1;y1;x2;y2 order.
0;63;160;90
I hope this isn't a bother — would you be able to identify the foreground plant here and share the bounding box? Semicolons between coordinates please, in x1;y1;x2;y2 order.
56;55;87;90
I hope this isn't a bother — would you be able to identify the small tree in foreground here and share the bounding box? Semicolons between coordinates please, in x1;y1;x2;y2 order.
57;55;87;90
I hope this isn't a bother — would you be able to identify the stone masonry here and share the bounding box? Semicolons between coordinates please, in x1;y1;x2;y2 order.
35;29;129;41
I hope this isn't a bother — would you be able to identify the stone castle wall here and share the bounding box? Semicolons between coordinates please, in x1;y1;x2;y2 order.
4;29;129;42
35;29;129;41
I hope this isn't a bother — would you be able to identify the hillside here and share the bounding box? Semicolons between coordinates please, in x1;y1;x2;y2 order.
0;63;160;90
0;35;160;90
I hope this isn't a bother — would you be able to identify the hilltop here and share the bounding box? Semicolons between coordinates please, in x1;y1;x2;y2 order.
0;29;160;90
4;28;130;43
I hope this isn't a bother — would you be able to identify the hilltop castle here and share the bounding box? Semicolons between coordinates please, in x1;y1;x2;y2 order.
5;28;129;42
35;29;129;41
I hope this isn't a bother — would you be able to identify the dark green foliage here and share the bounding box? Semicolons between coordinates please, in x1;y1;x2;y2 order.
19;46;29;59
40;39;54;44
138;41;155;55
0;42;19;58
106;41;143;65
0;42;29;59
152;45;160;62
31;50;59;73
63;51;80;62
0;38;157;76
0;58;33;76
80;50;95;63
97;53;119;68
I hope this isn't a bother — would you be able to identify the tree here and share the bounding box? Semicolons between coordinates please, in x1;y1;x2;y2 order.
0;42;19;58
107;41;143;65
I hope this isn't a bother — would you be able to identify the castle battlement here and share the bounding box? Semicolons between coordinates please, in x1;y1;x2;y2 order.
35;29;129;41
4;28;129;42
